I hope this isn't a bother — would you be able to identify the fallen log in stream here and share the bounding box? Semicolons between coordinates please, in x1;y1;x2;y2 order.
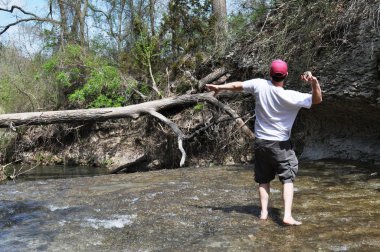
0;93;254;167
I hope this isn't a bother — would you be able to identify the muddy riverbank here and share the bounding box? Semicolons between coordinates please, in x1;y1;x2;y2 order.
1;160;379;251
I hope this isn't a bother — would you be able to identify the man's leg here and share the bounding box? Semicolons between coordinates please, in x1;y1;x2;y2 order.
259;183;270;220
283;182;302;225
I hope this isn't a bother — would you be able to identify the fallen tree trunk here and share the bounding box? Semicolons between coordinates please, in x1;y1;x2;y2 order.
0;92;254;167
198;67;226;90
183;67;227;92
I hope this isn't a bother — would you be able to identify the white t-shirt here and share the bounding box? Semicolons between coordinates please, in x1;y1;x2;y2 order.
243;78;312;141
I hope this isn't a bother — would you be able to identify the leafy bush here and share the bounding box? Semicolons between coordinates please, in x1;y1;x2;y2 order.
42;44;127;108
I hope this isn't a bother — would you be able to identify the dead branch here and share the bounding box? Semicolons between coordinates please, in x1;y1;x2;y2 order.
0;5;61;36
0;159;22;181
211;74;231;85
183;67;227;91
0;92;255;140
1;159;22;170
198;67;227;90
0;5;40;17
206;93;255;140
10;163;40;180
0;93;254;167
149;110;187;167
0;93;249;135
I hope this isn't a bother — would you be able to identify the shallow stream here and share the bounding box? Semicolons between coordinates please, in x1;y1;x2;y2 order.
0;161;379;251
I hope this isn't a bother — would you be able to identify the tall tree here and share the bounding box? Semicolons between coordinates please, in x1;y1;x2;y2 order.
89;0;129;53
89;0;155;56
0;0;90;47
149;0;156;36
161;0;213;57
212;0;228;50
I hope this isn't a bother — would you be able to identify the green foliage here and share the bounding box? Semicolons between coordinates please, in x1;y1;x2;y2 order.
41;44;127;108
160;0;213;57
41;28;60;50
227;0;272;41
3;0;353;113
193;103;204;112
69;65;126;108
56;72;71;87
43;57;58;72
0;45;59;113
132;33;160;70
139;83;150;95
228;14;249;39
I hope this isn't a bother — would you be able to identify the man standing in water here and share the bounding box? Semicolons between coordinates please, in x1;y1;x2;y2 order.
206;60;322;225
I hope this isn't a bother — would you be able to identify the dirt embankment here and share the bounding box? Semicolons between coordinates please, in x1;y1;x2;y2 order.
2;97;255;172
230;0;380;162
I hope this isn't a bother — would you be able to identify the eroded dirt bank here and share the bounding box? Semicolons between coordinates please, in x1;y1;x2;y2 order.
294;98;380;161
231;0;380;163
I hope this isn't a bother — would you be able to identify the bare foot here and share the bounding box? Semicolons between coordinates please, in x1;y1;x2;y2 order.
283;217;302;226
260;211;268;220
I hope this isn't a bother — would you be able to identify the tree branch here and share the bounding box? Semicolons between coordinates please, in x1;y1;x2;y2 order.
0;93;255;168
149;110;186;167
0;6;61;36
0;5;39;17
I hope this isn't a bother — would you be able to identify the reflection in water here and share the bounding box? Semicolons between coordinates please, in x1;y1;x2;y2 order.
3;164;109;182
0;161;379;251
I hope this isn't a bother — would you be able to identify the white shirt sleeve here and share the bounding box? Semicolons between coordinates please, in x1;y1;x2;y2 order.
286;90;313;109
302;94;313;109
242;79;258;94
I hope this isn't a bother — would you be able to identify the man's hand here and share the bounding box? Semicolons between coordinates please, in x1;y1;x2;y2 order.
300;71;318;84
205;84;220;96
301;71;322;104
205;82;244;96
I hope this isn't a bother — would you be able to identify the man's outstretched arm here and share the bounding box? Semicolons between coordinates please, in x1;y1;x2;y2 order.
310;78;322;104
301;72;322;104
206;82;244;96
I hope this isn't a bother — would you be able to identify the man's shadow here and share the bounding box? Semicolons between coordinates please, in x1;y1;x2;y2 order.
191;204;283;226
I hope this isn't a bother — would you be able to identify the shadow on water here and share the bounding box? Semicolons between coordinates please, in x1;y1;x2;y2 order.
191;204;284;226
300;159;380;186
2;164;109;183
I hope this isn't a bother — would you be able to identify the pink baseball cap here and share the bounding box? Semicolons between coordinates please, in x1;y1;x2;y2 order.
270;59;288;77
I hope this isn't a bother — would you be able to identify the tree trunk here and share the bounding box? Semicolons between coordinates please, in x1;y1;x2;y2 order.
57;0;69;44
79;0;89;46
0;93;254;169
128;0;136;43
118;0;127;52
71;1;80;42
149;0;155;36
199;67;227;89
212;0;228;50
0;93;254;140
